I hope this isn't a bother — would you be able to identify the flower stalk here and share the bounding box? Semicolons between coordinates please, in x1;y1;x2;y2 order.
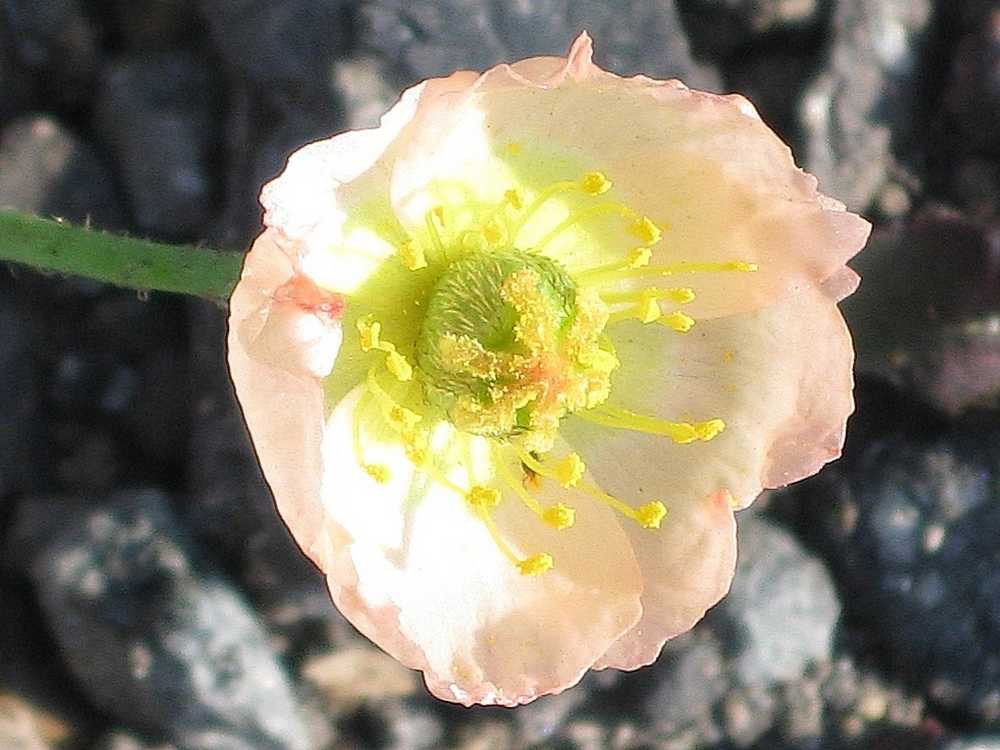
0;210;241;305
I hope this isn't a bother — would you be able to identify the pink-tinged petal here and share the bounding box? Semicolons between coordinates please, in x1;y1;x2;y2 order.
560;283;853;667
316;389;643;706
377;34;870;318
227;229;344;570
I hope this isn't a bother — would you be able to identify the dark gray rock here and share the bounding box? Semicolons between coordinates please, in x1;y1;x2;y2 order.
942;10;1000;156
200;0;350;89
944;738;1000;750
1;0;98;109
843;206;1000;415
783;384;1000;726
93;51;219;238
15;488;312;750
711;516;840;688
0;116;124;229
184;303;339;650
109;0;201;50
679;0;830;60
643;631;728;731
0;289;40;499
362;0;721;91
799;0;934;211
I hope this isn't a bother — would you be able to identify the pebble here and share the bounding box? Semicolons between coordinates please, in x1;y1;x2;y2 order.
361;0;720;90
799;0;933;211
15;488;312;750
93;51;218;238
712;516;840;688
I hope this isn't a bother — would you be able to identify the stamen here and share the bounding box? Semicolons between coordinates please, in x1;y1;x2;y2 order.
352;389;391;483
364;464;391;483
533;202;641;251
660;311;695;333
399;240;427;271
516;448;585;489
577;405;726;445
425;208;446;257
628;216;662;246
504;189;524;210
496;447;576;530
517;553;554;576
579;259;758;287
601;287;696;305
576;479;668;529
357;315;414;381
580;171;612;196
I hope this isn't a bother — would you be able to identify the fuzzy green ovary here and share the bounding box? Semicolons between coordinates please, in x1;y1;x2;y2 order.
415;248;616;448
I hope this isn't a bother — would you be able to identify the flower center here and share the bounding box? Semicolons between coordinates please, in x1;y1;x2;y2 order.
344;166;759;576
415;248;616;452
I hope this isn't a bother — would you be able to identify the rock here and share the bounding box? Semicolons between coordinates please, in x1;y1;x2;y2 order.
679;0;829;60
361;0;721;91
92;732;178;750
0;288;40;498
15;488;312;750
721;686;776;748
0;116;125;229
200;0;350;90
711;516;840;688
799;0;933;211
301;647;418;713
93;51;219;238
780;677;824;743
184;303;341;649
108;0;199;50
643;631;728;731
0;693;60;750
785;390;1000;726
0;0;98;109
944;738;1000;750
942;10;1000;156
843;206;1000;415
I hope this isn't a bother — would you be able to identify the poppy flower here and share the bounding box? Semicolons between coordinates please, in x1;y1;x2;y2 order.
227;33;870;706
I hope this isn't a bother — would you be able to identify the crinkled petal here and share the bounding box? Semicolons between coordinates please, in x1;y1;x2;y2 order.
317;387;643;706
560;282;853;668
382;33;869;319
227;229;344;569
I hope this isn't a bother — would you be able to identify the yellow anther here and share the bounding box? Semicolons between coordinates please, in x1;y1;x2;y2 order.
629;216;662;246
357;315;381;352
580;171;612;196
554;453;585;487
467;485;502;511
517;552;553;576
662;311;695;333
461;231;487;251
730;261;758;272
385;350;413;381
482;220;505;245
637;292;662;324
627;247;652;268
401;427;428;466
363;464;391;484
542;503;576;530
693;418;726;441
722;350;735;364
431;205;446;225
388;405;421;429
399;240;427;271
666;287;696;304
505;142;523;156
636;501;667;529
504;188;524;210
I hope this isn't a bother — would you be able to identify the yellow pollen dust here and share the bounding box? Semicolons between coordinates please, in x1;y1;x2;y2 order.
399;240;427;271
517;553;553;576
580;171;613;196
553;453;585;487
504;188;524;210
542;503;576;530
357;315;414;381
661;311;695;333
636;501;667;529
467;485;502;511
629;216;662;246
363;464;391;484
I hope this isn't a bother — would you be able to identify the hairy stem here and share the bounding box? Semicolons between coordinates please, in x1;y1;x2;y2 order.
0;211;243;305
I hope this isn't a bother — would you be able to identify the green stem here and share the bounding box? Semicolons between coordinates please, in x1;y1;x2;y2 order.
0;211;243;305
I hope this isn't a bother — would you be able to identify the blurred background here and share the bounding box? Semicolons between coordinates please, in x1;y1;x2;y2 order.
0;0;998;748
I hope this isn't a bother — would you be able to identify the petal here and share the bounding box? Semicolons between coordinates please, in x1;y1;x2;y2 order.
380;37;870;319
227;229;344;569
560;282;854;667
315;387;643;706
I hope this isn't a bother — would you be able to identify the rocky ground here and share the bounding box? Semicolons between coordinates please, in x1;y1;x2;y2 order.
0;1;998;748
